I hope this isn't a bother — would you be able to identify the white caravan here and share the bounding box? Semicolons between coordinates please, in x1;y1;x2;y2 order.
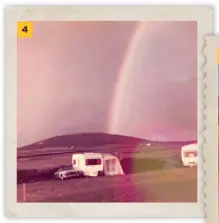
72;152;124;177
181;143;198;167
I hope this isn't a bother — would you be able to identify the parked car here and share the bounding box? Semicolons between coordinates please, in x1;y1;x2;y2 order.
54;165;83;180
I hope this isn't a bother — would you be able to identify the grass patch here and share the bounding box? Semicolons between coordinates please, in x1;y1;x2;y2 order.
120;157;165;174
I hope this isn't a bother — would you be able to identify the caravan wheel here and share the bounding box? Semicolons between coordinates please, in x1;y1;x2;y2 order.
98;171;104;176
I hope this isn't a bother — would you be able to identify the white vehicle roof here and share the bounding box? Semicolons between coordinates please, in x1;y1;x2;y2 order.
72;152;118;159
72;152;102;158
181;143;197;152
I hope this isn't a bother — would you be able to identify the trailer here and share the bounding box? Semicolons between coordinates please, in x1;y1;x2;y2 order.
72;152;124;177
181;143;198;167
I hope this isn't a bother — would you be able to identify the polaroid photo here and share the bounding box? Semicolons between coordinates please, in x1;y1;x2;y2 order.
5;5;213;218
203;35;219;223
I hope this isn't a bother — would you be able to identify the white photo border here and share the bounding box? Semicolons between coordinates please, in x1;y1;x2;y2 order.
5;5;213;218
203;35;219;223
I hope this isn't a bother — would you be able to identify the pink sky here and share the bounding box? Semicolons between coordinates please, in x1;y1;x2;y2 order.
18;21;197;147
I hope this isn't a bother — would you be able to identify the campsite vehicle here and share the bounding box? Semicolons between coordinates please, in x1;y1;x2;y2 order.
72;152;124;177
181;143;198;167
54;165;83;180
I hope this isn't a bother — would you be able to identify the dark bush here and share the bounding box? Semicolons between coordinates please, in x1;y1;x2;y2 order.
17;167;59;184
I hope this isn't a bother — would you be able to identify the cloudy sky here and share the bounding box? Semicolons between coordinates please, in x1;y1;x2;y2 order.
18;21;197;147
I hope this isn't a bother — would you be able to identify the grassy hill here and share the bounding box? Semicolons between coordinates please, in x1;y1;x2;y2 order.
18;132;196;151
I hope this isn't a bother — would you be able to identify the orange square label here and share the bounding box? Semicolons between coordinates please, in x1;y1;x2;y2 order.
17;22;33;38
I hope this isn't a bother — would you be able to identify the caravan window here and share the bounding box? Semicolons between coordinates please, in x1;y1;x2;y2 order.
184;151;197;157
85;159;101;166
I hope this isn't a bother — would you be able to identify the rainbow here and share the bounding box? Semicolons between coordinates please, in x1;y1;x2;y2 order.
108;22;146;133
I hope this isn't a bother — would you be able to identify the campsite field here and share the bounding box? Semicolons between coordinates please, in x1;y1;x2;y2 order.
17;168;197;202
17;134;197;203
17;147;197;203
